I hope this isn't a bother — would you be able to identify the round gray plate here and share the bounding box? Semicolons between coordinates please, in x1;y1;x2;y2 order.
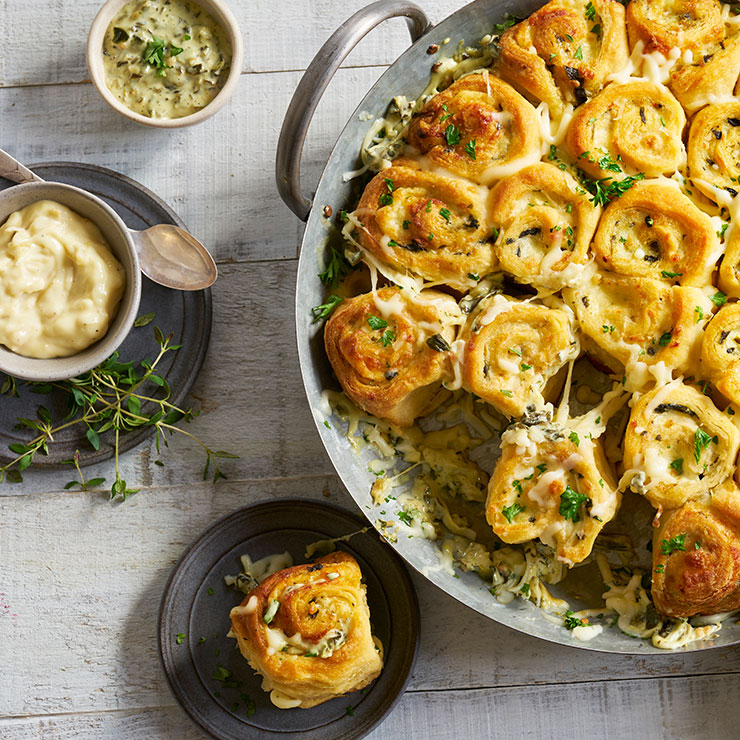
158;498;420;740
0;162;212;467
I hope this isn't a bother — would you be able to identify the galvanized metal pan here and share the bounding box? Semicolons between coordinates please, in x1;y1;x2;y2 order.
276;0;740;653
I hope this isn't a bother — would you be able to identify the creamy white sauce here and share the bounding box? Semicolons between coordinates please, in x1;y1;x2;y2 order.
103;0;232;119
0;200;125;359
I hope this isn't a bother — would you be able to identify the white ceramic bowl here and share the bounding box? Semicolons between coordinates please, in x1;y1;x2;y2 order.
0;182;142;381
87;0;243;128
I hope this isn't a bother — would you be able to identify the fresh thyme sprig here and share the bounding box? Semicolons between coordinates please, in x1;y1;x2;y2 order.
0;324;238;501
580;172;645;207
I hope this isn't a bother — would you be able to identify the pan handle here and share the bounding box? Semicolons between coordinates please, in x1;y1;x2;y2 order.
275;0;430;221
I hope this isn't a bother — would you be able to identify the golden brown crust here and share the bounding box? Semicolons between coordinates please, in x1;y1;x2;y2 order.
459;295;579;417
230;551;383;709
591;180;718;287
669;33;740;115
652;482;740;617
700;303;740;405
622;382;740;510
487;162;600;288
687;102;740;203
564;274;711;379
486;429;619;564
625;0;724;55
495;0;629;117
406;71;541;185
355;163;496;289
564;82;686;179
324;287;461;427
719;226;740;298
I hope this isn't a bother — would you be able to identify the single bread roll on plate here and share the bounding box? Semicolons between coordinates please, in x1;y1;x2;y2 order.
230;551;383;709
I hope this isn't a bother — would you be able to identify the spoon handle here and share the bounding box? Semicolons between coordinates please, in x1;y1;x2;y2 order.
0;148;45;185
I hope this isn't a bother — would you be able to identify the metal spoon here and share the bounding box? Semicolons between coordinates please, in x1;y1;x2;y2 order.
0;149;217;291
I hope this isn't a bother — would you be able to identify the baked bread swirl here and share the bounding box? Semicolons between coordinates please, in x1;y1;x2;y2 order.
719;227;740;298
625;0;724;55
651;481;740;617
354;162;496;289
230;551;382;709
324;287;461;427
406;71;541;185
488;162;600;289
486;422;620;565
459;294;579;418
564;274;711;381
496;0;629;117
700;303;740;405
591;180;718;287
687;102;740;203
622;381;740;510
564;82;686;180
669;33;740;115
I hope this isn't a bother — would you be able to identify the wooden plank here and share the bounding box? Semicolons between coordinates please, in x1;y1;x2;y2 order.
0;259;338;497
3;673;739;739
0;65;386;264
2;479;739;719
0;1;471;87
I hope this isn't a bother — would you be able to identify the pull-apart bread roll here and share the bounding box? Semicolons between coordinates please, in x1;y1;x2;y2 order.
459;294;579;418
496;0;629;117
486;421;620;565
700;304;740;404
622;381;740;510
488;162;600;289
719;227;740;299
669;33;740;115
652;481;740;617
565;82;686;179
230;551;382;709
688;103;740;203
625;0;724;55
592;181;718;286
565;274;711;380
324;287;461;427
406;72;541;185
355;162;496;289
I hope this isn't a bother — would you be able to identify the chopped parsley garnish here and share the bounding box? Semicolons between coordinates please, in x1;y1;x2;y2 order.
398;510;414;526
695;306;705;323
493;15;518;33
509;346;522;356
585;1;596;20
718;222;729;240
645;215;654;227
380;329;395;347
559;485;588;522
574;46;583;60
379;178;395;206
445;123;461;146
440;207;452;222
512;479;523;493
212;665;241;688
175;633;186;644
208;587;214;595
440;104;453;123
199;636;207;644
654;564;665;573
536;463;547;474
468;272;480;281
694;428;716;463
502;502;525;523
582;172;645;207
695;541;702;550
711;291;728;307
346;705;355;717
500;389;514;397
465;139;477;159
564;611;585;630
367;314;388;330
402;219;410;229
660;270;682;279
142;36;176;77
669;458;684;475
520;583;531;597
318;245;351;287
658;331;672;347
568;431;580;447
521;363;532;371
311;295;343;322
602;324;615;333
660;533;686;555
596;152;621;173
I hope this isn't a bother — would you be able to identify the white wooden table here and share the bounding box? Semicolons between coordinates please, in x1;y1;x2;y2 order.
1;2;739;738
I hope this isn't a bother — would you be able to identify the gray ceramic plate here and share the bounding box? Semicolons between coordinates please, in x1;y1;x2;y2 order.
0;162;212;467
158;498;420;740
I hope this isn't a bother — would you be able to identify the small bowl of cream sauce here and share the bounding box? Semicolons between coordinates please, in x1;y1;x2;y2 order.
87;0;242;127
0;183;142;381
